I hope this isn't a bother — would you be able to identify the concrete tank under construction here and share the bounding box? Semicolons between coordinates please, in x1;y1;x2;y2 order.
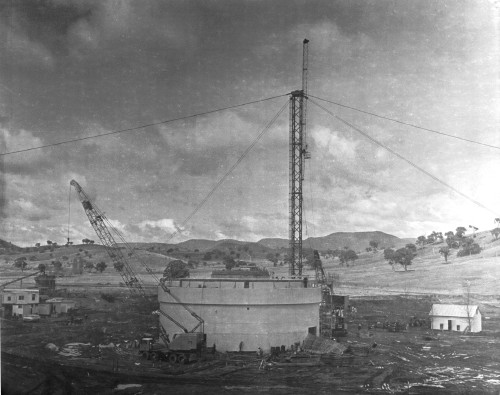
158;278;322;352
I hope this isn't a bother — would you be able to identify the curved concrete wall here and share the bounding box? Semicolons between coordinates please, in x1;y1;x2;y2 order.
159;282;322;352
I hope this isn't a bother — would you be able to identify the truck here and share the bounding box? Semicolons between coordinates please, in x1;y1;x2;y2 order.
139;332;208;364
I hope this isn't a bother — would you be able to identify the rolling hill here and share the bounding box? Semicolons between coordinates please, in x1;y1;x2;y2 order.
258;231;414;252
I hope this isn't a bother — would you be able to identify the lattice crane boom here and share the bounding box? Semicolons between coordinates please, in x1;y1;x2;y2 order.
289;38;310;276
70;179;147;297
70;179;204;333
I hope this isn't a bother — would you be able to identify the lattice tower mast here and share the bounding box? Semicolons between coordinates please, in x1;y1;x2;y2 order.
289;38;310;276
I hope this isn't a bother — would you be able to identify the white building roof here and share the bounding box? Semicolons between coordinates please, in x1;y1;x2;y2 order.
429;304;479;318
3;289;39;293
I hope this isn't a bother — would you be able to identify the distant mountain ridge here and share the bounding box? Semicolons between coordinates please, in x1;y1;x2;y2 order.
258;231;414;252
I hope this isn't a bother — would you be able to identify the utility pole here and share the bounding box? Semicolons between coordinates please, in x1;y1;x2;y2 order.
289;39;310;276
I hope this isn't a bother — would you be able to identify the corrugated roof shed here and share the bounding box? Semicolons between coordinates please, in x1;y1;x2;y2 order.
429;304;478;318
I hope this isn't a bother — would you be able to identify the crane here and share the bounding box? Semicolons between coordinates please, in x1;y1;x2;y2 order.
0;271;41;290
289;38;310;276
69;179;204;334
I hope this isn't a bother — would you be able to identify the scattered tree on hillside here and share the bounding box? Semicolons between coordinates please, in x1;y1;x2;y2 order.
266;252;278;266
95;261;107;273
384;248;397;270
113;261;125;272
46;240;52;245
445;231;460;249
369;240;379;251
52;260;62;272
417;235;427;249
339;249;358;267
29;255;37;261
223;256;236;270
469;225;478;238
457;238;481;257
456;227;467;238
491;228;500;240
384;246;416;271
439;246;451;263
84;261;94;272
38;263;46;273
35;243;40;248
14;257;27;271
163;260;190;280
394;246;416;271
406;243;417;253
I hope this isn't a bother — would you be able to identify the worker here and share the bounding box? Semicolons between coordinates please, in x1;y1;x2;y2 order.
257;347;263;357
239;341;244;352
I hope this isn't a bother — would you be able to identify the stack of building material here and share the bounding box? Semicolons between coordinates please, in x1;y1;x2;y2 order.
302;334;346;355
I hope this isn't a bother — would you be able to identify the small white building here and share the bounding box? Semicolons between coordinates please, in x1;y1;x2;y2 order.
2;289;40;317
45;298;76;314
429;304;482;333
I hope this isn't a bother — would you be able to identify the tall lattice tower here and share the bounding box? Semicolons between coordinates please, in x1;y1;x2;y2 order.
289;39;309;276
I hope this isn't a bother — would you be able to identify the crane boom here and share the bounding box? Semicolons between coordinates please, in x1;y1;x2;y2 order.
0;271;40;289
70;180;147;297
70;179;204;333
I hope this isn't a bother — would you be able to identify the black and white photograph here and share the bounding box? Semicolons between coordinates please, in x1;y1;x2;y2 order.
1;1;499;393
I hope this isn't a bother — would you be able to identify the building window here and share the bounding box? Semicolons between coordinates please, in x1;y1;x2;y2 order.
18;295;24;301
440;323;444;330
32;294;36;301
244;281;249;288
457;325;460;331
7;296;11;301
18;305;22;309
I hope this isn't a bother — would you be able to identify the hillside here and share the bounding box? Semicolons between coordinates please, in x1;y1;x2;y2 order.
320;230;500;296
0;239;23;252
259;231;413;252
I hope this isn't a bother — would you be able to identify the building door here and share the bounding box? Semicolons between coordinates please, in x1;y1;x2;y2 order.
448;320;452;330
308;326;317;335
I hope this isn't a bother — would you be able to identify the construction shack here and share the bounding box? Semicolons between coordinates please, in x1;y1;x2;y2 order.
429;304;482;333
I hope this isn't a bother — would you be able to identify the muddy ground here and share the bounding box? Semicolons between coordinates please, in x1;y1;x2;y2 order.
2;290;500;394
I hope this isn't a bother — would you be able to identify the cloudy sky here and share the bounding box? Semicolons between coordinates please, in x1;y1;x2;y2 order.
1;0;499;247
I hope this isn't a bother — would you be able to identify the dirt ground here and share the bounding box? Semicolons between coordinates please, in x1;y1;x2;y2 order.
2;288;500;394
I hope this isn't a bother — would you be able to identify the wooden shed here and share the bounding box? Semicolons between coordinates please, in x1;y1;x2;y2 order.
429;304;481;333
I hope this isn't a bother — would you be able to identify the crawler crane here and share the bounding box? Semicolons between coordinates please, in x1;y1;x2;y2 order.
70;180;206;362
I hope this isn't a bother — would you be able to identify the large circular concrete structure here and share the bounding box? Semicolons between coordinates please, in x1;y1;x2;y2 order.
158;278;322;352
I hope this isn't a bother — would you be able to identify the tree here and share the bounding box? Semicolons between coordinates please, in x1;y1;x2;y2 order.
405;243;417;253
339;249;358;267
384;248;397;270
393;246;416;271
266;252;278;265
113;261;125;272
223;256;236;270
46;240;52;245
52;260;62;272
416;235;427;249
35;243;40;248
491;228;500;240
469;225;478;238
457;238;481;257
463;280;474;333
95;261;107;273
455;227;467;238
369;240;379;251
439;246;450;263
38;263;46;273
84;261;94;272
14;257;27;271
163;260;190;280
445;231;459;248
